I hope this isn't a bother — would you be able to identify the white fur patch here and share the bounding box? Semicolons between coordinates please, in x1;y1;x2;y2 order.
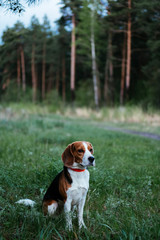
16;199;36;207
82;142;95;166
65;168;90;229
67;168;90;200
48;202;58;216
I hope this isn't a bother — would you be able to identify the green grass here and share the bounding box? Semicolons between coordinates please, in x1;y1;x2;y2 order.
0;112;160;239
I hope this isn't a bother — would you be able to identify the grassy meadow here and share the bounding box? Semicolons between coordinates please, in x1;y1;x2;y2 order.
0;104;160;239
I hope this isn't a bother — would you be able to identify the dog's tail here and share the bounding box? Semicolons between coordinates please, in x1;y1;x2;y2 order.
16;199;36;207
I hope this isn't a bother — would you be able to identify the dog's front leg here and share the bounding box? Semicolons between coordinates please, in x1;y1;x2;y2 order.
78;193;87;229
64;200;73;231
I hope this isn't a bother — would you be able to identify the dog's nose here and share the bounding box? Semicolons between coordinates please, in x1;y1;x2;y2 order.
88;156;95;163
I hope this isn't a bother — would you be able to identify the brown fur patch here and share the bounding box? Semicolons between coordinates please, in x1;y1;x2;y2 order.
86;142;94;154
59;171;71;202
71;142;85;163
61;144;75;167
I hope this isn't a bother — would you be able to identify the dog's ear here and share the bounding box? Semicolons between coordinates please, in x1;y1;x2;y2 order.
61;143;75;167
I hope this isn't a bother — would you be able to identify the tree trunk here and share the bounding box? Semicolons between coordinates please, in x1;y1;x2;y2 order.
17;48;21;88
104;55;109;104
108;31;113;87
126;0;131;89
62;53;66;102
47;64;53;93
20;45;26;92
31;42;37;102
70;13;76;102
91;8;99;109
120;34;126;105
42;41;46;100
56;68;60;94
2;67;10;90
104;30;113;105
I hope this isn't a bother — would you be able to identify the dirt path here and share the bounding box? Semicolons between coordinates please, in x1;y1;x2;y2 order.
100;126;160;141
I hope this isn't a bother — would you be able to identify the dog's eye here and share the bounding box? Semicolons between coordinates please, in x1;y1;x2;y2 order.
90;149;93;152
78;149;84;153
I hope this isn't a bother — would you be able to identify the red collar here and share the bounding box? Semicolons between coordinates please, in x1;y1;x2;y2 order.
69;168;85;172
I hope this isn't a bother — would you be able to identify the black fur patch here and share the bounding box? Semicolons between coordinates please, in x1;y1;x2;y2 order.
42;167;72;202
64;166;72;185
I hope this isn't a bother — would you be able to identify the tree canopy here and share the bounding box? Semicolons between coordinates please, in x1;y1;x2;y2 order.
0;0;160;108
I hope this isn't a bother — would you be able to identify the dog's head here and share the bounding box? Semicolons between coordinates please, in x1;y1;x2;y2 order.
61;141;95;168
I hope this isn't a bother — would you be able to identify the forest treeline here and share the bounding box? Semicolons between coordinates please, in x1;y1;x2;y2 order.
0;0;160;109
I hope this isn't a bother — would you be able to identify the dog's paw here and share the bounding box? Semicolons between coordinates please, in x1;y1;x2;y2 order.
66;223;73;232
79;221;87;230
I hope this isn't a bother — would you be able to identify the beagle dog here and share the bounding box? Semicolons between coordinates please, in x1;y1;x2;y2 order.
42;141;95;230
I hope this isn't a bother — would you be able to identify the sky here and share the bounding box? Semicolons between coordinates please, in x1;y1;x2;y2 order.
0;0;62;40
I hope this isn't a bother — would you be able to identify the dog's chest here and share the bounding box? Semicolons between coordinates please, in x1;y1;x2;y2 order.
67;169;89;204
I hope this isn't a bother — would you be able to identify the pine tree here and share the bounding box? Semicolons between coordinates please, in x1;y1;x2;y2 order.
106;0;131;104
134;0;160;107
126;0;131;90
41;15;51;100
1;22;27;95
57;16;69;103
77;0;101;108
1;0;38;13
60;0;83;103
15;22;27;92
120;33;126;105
30;16;41;102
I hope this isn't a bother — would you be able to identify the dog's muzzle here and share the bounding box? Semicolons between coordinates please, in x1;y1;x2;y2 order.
88;156;95;166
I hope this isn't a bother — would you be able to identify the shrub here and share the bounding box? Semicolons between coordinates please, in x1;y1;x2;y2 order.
75;79;95;107
1;80;33;103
